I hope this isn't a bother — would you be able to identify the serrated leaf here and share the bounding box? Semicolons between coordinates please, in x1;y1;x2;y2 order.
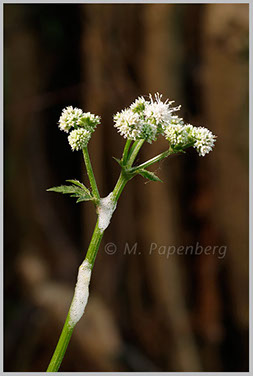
66;179;91;195
137;169;162;182
47;185;79;194
47;184;93;203
76;196;91;203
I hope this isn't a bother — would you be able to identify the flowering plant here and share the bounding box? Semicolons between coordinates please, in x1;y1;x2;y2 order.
46;94;216;372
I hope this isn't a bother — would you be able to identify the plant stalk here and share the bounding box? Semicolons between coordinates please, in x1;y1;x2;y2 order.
46;220;104;372
82;147;100;200
127;139;145;166
47;142;134;372
130;147;175;171
46;315;74;372
122;139;132;164
46;139;182;372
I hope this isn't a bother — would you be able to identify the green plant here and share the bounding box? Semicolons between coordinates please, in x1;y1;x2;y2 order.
46;94;216;372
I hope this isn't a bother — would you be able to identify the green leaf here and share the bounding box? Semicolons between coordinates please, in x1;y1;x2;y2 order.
47;183;93;203
76;196;91;203
66;179;91;195
47;185;78;194
137;169;162;182
112;157;123;167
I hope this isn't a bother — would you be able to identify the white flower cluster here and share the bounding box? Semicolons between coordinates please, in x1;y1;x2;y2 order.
114;93;216;156
192;126;216;157
58;106;100;151
113;93;181;143
59;106;83;133
114;109;142;140
59;95;216;156
165;117;193;148
68;128;91;151
164;116;216;157
77;112;101;133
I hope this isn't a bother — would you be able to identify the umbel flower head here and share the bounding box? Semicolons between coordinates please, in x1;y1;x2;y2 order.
113;93;216;156
114;93;180;143
191;127;216;157
58;94;216;156
164;115;216;157
58;106;100;151
164;117;193;148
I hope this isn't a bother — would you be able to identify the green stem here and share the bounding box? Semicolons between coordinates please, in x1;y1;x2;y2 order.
127;139;145;167
85;220;104;267
46;139;178;372
47;169;129;372
46;222;103;372
46;315;74;372
112;172;129;202
130;143;195;172
47;137;176;372
82;147;100;201
122;139;132;164
126;140;139;161
130;147;176;171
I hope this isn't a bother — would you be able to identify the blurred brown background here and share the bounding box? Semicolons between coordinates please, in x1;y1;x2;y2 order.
4;3;249;372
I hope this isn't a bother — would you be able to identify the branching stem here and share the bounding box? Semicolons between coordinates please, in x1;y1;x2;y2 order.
47;140;141;372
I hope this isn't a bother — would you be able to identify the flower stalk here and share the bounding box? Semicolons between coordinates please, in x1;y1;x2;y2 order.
127;139;145;166
82;147;100;202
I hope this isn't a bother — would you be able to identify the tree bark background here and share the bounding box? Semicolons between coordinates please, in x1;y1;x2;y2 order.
4;4;249;372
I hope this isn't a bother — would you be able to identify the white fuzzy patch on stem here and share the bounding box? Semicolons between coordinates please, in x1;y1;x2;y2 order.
97;192;117;232
69;260;91;327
